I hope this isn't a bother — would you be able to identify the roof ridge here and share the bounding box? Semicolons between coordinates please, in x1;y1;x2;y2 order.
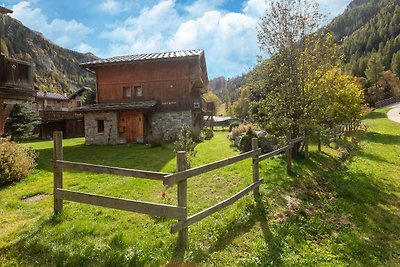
80;49;204;67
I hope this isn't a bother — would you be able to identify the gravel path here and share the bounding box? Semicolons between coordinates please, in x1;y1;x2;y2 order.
386;102;400;123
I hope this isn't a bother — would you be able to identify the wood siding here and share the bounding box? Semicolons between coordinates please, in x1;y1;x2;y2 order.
94;59;203;111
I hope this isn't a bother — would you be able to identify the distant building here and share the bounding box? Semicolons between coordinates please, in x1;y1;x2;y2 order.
33;87;90;139
78;49;215;145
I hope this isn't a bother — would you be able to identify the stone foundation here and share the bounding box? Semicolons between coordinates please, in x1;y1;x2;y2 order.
84;112;124;145
151;111;193;141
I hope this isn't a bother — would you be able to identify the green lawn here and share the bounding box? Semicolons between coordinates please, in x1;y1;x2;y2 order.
0;109;399;266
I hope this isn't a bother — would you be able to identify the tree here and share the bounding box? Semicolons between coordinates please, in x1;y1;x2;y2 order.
365;53;385;89
4;103;40;140
392;51;400;78
232;86;251;118
251;0;365;155
254;0;340;150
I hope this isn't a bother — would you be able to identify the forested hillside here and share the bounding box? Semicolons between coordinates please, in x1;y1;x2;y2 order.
0;15;96;94
327;0;400;77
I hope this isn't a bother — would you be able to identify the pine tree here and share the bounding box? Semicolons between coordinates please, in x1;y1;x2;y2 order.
392;51;400;78
4;103;40;140
365;53;385;89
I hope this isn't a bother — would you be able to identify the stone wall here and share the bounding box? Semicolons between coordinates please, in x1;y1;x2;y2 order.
84;112;124;145
151;110;193;141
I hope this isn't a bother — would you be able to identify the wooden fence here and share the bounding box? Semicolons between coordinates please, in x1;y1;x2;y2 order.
52;122;360;246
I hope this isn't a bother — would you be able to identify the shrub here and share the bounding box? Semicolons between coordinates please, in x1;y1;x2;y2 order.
229;122;259;141
202;129;214;140
147;130;165;148
229;121;240;132
0;138;37;185
174;125;197;167
238;128;258;152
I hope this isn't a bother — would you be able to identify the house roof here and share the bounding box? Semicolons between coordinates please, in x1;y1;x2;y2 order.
76;100;159;112
68;86;91;99
36;87;91;100
36;91;68;100
80;49;204;68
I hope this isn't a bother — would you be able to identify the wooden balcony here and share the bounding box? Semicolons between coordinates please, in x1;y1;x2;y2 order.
0;55;35;101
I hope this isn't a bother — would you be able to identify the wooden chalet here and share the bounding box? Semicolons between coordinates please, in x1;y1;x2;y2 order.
0;55;35;135
0;6;35;135
79;49;215;145
33;87;90;139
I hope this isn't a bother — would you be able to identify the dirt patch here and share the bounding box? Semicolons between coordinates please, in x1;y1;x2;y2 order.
21;194;48;202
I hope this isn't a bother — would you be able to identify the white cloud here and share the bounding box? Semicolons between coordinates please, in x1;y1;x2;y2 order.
184;0;226;18
11;1;92;48
99;0;266;77
98;0;134;15
100;0;182;55
243;0;268;17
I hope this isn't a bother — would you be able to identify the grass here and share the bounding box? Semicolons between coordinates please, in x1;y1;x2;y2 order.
0;108;399;266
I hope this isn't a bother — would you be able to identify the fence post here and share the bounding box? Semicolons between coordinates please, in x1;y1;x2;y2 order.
317;130;322;152
53;131;63;215
304;130;309;160
286;132;292;174
251;138;260;199
177;151;188;248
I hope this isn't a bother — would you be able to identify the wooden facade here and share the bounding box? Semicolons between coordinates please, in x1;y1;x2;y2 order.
0;55;35;135
33;88;90;139
79;50;214;144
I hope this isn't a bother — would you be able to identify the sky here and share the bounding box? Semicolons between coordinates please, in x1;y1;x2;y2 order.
2;0;351;79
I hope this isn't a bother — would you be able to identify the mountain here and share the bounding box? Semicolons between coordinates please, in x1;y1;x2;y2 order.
0;14;97;94
326;0;400;77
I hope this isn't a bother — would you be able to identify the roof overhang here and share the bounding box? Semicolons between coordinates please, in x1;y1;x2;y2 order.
76;100;159;113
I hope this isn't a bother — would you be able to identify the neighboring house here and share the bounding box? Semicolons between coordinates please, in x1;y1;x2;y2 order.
0;55;35;136
78;49;214;145
33;87;90;139
0;6;35;135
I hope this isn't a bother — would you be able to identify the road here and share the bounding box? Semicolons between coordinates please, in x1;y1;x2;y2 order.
386;102;400;123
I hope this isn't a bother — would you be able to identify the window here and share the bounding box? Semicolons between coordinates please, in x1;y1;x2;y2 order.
77;101;82;107
97;120;104;133
134;86;142;97
123;86;131;98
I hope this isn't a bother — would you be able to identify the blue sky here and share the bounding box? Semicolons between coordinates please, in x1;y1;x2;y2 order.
2;0;351;78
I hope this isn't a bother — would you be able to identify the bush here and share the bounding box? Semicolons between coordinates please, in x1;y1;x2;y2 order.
229;122;259;141
147;130;165;148
229;122;240;132
174;125;197;168
202;129;214;140
0;138;37;185
238;128;258;152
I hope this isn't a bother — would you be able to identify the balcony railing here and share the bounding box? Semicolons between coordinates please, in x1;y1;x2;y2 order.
0;55;33;90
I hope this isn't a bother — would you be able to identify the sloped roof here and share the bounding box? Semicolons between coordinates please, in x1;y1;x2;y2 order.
76;100;159;112
36;91;68;100
80;49;204;68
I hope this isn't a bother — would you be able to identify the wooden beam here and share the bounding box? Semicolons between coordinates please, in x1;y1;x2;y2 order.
258;146;288;161
55;188;186;220
290;136;305;144
53;131;64;214
176;151;188;247
163;149;261;185
171;178;264;234
3;104;14;121
56;160;169;181
251;138;260;199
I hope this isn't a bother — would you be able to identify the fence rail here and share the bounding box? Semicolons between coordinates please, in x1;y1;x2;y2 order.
163;149;261;186
55;188;186;220
52;120;361;247
56;160;168;181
